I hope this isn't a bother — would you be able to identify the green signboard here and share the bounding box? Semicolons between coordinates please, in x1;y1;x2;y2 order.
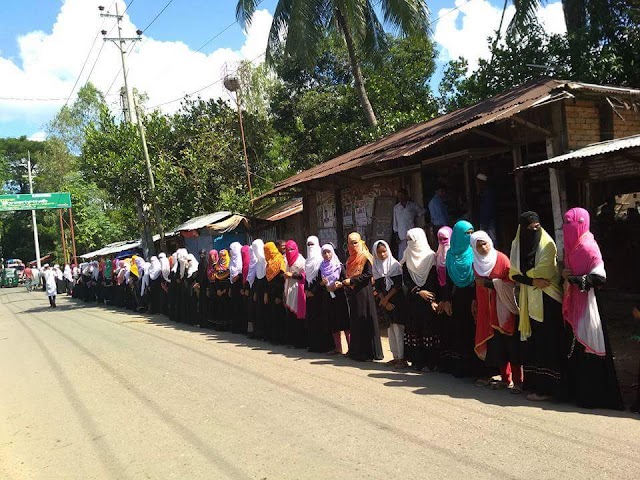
0;193;72;212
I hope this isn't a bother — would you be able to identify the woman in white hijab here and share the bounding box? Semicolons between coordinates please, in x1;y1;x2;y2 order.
248;239;267;338
372;240;406;367
146;256;163;315
181;253;199;326
228;242;246;334
63;264;73;296
304;236;335;353
400;227;440;372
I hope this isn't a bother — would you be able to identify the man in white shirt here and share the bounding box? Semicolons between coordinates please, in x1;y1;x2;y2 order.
393;188;425;259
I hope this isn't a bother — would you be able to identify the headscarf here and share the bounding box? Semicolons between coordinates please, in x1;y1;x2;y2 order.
158;253;170;281
116;260;127;285
372;240;403;291
445;220;475;288
264;242;286;281
53;264;63;281
141;261;151;295
229;242;243;280
63;264;73;282
562;207;606;356
470;231;498;277
170;252;179;274
284;240;306;319
320;244;342;286
241;245;250;284
345;232;373;278
207;250;219;282
509;216;562;341
305;236;323;284
519;211;542;273
133;256;145;280
400;228;435;288
214;249;230;280
104;259;113;279
285;240;300;268
91;261;99;281
148;256;162;281
436;226;452;287
186;254;199;278
176;248;188;277
249;239;266;286
130;255;140;278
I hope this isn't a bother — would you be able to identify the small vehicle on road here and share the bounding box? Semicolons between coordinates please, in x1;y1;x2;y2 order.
1;267;19;288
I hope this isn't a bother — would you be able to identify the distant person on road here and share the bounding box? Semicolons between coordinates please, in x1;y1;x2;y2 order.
428;184;449;242
393;188;424;259
42;264;57;308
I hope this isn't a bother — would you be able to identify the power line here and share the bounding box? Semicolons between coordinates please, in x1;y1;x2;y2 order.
196;0;265;53
145;51;266;111
141;0;175;33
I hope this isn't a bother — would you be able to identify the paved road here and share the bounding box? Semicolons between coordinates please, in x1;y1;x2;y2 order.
1;288;638;479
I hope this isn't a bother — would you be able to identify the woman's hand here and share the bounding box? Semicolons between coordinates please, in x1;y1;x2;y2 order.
305;290;314;298
385;302;395;312
561;268;572;280
418;290;435;302
440;301;453;316
342;278;351;287
532;278;551;289
284;271;293;278
321;277;328;286
264;293;268;305
380;297;388;307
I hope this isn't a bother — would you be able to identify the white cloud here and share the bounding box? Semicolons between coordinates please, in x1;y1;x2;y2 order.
27;131;47;142
0;0;272;131
433;0;567;72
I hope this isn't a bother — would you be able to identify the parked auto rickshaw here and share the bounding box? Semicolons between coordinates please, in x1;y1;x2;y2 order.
1;267;19;287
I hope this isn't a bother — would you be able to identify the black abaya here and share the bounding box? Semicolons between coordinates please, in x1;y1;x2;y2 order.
306;272;335;353
346;262;383;361
266;273;286;344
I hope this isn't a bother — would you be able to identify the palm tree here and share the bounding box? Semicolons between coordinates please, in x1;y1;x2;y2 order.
236;0;429;128
508;0;587;36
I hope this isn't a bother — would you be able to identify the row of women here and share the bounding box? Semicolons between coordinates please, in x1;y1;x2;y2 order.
68;206;628;411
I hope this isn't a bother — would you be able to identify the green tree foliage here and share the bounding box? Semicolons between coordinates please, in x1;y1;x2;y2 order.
236;0;430;126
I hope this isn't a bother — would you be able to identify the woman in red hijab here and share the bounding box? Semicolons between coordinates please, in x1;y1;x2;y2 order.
284;240;307;348
343;232;383;361
562;207;623;410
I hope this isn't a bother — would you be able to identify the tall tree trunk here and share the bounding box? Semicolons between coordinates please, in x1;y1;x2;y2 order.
334;7;378;127
562;0;588;78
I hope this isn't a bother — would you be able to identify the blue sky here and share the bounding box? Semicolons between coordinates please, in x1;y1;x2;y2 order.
0;0;565;140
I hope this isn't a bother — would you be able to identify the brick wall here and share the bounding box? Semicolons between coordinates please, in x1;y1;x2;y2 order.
613;108;640;138
565;100;601;149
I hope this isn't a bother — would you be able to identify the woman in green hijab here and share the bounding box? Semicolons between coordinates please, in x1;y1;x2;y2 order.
439;220;486;378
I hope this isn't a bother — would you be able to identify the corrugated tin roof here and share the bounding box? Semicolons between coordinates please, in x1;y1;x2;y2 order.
173;211;232;232
257;78;640;200
256;198;303;222
513;134;640;172
206;214;248;233
81;240;140;259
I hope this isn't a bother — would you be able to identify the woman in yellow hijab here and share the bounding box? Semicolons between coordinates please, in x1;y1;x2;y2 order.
264;242;287;343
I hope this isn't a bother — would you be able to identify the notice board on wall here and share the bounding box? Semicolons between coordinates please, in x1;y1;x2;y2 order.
369;196;396;244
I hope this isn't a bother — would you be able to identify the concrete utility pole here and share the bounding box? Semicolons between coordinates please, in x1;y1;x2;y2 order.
26;152;42;270
101;3;160;257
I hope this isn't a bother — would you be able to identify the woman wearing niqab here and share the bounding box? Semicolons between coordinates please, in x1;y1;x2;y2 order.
509;211;565;402
228;243;247;334
304;236;335;353
264;242;287;344
283;240;307;348
343;232;383;361
562;207;623;410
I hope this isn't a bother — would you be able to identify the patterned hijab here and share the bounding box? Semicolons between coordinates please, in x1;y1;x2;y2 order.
346;232;373;278
207;250;218;282
445;220;475;288
264;242;286;281
214;250;230;280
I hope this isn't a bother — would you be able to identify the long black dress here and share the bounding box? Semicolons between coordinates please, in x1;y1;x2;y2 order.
197;266;212;329
346;262;383;361
250;277;267;339
168;270;180;322
266;273;286;344
440;273;483;378
319;267;351;337
403;266;440;371
212;276;231;331
306;272;336;353
230;275;247;334
565;275;623;410
148;277;163;315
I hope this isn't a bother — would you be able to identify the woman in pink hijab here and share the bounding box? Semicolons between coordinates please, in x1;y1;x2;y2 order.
561;207;623;410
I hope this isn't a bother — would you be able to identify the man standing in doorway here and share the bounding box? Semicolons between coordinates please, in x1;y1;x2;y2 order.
476;173;497;245
393;188;425;259
428;184;449;240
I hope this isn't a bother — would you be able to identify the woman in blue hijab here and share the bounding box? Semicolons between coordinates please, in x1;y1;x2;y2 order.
440;220;487;378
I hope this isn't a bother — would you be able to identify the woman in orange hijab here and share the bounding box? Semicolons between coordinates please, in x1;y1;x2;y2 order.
264;242;287;343
342;232;383;361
